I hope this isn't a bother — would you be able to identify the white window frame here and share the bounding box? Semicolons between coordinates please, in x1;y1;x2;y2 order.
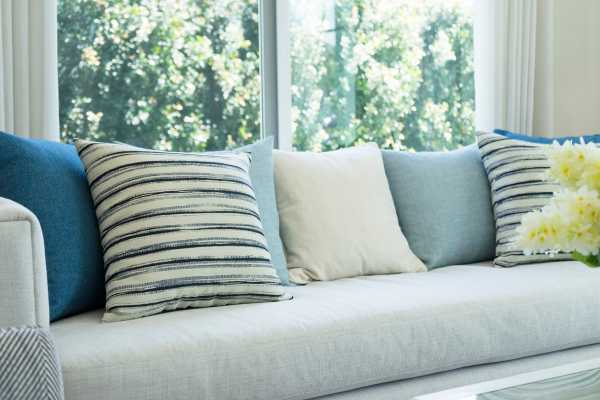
263;1;481;151
259;0;292;150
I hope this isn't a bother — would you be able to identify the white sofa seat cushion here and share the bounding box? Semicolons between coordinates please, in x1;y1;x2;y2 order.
51;261;600;400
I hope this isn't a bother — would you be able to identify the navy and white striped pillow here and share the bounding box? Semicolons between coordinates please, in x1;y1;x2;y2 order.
476;131;571;267
76;140;290;322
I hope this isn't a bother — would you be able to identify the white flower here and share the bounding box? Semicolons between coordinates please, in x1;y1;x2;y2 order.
547;140;596;189
580;148;600;193
517;186;600;256
519;141;600;261
516;209;565;255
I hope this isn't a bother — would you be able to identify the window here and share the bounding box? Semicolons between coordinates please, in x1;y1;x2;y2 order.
58;0;261;151
288;0;474;152
58;0;474;153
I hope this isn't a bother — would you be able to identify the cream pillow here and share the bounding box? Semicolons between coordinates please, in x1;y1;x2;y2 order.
274;143;426;284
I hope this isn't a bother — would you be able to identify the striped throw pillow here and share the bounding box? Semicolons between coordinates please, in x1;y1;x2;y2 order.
476;131;571;267
75;140;290;322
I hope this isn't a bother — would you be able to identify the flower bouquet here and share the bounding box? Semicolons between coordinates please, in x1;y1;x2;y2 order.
516;141;600;266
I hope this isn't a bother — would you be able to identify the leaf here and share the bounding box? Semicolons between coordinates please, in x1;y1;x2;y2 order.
572;251;600;268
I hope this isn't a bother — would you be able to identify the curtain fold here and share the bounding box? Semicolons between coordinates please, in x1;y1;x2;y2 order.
475;0;538;134
0;0;59;140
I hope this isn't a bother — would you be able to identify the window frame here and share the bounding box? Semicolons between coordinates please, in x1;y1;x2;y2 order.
261;0;477;152
259;0;292;150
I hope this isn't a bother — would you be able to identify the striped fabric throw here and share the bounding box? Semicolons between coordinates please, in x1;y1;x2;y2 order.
476;131;571;267
76;140;289;322
0;327;64;400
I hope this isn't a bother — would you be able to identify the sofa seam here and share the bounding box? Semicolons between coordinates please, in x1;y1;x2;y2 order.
28;219;42;327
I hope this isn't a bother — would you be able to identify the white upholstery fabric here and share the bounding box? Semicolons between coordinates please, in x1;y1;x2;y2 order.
319;343;600;400
52;261;600;400
0;197;49;328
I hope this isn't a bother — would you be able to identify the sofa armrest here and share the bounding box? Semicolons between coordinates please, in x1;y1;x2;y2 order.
0;198;49;328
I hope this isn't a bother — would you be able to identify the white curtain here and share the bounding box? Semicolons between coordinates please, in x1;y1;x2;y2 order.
474;0;538;134
0;0;59;140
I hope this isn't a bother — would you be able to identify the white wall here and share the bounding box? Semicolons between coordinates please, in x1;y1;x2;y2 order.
533;0;600;137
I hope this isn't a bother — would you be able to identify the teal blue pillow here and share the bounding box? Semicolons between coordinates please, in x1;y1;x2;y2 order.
494;129;600;144
382;145;496;269
241;137;289;285
0;132;105;321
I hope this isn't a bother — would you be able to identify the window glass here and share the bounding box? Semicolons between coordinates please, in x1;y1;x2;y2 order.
290;0;474;151
58;0;261;151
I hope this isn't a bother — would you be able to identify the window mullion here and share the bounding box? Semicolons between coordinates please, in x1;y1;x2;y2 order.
275;0;292;151
259;0;292;150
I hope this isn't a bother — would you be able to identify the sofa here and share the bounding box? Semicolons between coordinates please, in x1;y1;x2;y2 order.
4;195;600;400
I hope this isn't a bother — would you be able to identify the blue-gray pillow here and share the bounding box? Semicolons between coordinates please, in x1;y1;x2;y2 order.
0;132;105;321
241;137;289;285
382;145;495;269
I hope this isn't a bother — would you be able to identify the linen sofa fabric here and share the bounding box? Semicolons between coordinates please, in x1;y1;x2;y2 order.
476;131;571;267
75;140;289;322
51;261;600;400
0;198;50;328
382;145;495;269
320;344;600;400
273;144;426;284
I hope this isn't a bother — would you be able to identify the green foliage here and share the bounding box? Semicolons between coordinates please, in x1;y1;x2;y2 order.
58;0;260;151
572;251;600;268
290;0;475;151
58;0;474;153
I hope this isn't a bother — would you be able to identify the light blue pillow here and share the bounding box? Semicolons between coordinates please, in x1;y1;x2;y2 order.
241;137;289;285
382;145;496;269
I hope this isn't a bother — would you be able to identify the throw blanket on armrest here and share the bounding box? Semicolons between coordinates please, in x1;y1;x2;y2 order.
0;326;64;400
